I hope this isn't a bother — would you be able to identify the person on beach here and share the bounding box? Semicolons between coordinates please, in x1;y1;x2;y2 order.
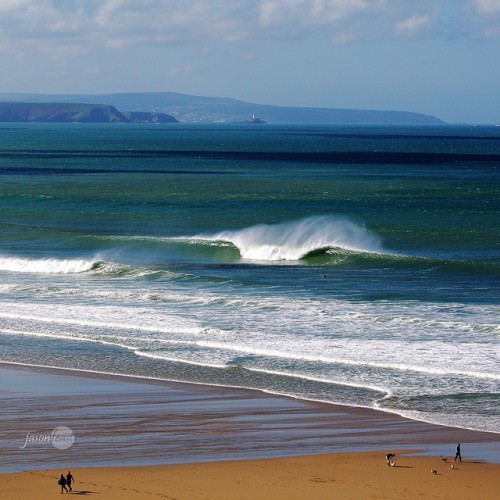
455;443;462;462
58;473;68;493
66;470;75;492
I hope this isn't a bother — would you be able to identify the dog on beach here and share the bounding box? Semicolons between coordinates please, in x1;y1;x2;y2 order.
431;469;438;474
441;458;447;462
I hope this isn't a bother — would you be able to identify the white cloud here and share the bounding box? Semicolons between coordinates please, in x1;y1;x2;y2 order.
258;0;371;27
0;0;29;11
468;0;500;37
0;0;497;60
473;0;500;13
395;14;433;37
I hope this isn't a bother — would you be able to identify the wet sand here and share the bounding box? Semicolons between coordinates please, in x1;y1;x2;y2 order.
1;361;498;477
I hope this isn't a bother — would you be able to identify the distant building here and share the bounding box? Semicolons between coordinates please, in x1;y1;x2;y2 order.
245;114;267;124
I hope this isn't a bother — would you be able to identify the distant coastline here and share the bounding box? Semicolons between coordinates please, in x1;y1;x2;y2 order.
0;91;445;125
0;102;178;124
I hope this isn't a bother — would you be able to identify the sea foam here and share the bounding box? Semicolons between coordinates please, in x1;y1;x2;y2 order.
197;215;383;261
0;256;98;274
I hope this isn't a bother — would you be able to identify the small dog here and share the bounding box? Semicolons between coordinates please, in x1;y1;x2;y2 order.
386;453;395;467
431;469;438;474
441;458;448;462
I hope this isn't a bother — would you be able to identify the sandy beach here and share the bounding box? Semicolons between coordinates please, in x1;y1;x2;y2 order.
1;452;499;499
0;362;498;498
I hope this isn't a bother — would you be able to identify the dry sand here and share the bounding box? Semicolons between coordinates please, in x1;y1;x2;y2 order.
1;452;499;499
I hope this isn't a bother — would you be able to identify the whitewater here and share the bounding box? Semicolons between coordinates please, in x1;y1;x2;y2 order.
0;122;498;434
190;215;384;261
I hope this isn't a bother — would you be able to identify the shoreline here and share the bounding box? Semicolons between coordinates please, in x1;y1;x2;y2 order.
1;361;499;476
2;361;499;498
2;359;498;437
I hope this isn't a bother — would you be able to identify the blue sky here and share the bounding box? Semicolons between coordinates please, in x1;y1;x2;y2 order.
0;0;499;123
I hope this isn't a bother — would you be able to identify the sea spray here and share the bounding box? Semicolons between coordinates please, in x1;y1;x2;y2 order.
0;256;98;274
197;216;384;261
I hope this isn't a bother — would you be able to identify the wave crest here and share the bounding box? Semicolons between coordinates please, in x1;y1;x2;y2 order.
196;216;383;261
0;256;100;274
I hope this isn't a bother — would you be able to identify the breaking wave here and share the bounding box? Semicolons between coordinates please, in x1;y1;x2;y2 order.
0;256;101;274
190;215;384;261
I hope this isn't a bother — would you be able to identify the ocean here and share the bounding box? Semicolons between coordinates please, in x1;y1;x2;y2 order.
0;122;498;433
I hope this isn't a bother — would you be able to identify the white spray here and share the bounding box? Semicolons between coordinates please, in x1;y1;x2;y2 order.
202;215;383;261
0;256;97;274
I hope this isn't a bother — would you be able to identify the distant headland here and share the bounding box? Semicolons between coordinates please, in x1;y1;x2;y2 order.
0;102;178;124
0;92;445;125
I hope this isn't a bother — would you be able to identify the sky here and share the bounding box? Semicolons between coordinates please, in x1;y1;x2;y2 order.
0;0;499;123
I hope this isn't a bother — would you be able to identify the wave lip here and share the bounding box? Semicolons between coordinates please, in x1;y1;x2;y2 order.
0;256;100;274
196;216;384;261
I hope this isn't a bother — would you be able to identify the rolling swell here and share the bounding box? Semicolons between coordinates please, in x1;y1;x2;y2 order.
302;248;500;274
66;214;500;273
1;149;499;171
3;215;496;275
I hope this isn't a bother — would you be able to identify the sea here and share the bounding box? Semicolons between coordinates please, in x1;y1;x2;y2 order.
0;122;498;434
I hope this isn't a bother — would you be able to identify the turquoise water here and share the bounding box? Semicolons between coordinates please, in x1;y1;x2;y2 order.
0;123;498;432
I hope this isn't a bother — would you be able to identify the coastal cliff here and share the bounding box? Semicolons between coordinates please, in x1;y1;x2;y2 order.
0;102;179;124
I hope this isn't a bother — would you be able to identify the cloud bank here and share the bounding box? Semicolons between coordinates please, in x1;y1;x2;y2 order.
0;0;498;57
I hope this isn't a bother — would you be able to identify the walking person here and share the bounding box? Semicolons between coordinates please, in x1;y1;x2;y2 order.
454;443;462;462
66;470;75;492
58;473;68;494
